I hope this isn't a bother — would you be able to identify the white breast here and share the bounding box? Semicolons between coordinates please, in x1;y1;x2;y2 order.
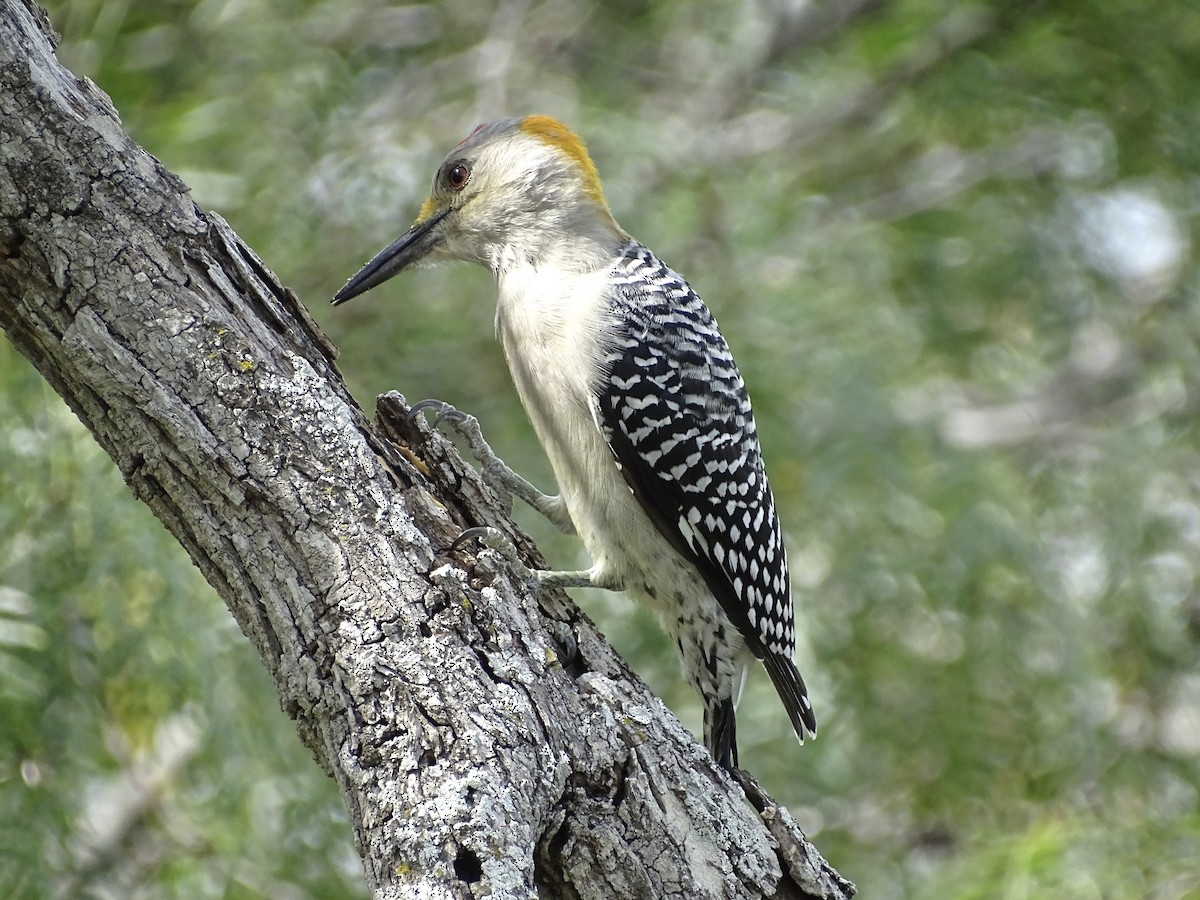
494;264;670;582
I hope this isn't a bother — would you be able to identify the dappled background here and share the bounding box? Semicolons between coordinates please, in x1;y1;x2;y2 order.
3;0;1199;896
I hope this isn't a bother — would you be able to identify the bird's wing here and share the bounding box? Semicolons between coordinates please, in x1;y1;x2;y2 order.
591;247;795;663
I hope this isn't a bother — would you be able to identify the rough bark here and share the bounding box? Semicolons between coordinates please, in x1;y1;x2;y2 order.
0;2;854;898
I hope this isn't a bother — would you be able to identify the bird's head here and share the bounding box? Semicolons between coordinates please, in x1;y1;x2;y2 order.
333;115;626;305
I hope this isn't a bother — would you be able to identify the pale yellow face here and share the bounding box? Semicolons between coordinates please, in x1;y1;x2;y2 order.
401;115;624;270
412;115;611;227
335;115;627;299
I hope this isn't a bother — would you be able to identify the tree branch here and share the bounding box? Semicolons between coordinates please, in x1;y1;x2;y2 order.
0;1;852;898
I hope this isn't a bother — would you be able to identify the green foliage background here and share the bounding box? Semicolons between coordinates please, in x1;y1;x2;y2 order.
3;0;1199;896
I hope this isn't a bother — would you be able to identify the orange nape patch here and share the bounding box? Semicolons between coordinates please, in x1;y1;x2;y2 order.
519;115;609;208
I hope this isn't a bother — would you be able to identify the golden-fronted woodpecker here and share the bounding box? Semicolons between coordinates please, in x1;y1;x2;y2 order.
333;115;816;769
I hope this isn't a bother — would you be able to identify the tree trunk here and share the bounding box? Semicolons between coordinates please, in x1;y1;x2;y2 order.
0;2;853;897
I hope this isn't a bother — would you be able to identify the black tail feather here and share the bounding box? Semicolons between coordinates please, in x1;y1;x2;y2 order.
705;697;739;770
762;652;818;742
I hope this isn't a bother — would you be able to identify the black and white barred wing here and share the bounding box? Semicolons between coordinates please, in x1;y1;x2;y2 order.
592;245;815;739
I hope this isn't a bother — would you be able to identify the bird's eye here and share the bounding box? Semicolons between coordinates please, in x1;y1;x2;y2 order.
446;161;471;192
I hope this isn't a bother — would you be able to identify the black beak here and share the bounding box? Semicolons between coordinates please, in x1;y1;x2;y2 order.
331;207;451;305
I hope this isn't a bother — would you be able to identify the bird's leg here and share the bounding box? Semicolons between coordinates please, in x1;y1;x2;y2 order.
414;402;603;591
451;527;613;591
410;399;576;534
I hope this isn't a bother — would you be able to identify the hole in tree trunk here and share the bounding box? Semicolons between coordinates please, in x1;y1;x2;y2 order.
454;847;482;883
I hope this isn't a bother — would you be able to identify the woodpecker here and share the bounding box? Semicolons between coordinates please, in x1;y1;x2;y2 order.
333;115;816;769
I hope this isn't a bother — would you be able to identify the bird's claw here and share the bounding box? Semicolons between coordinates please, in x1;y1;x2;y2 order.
409;399;488;452
409;398;473;430
408;400;515;513
450;526;540;587
449;525;495;554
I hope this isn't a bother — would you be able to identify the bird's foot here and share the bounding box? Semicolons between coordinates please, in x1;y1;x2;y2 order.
451;527;596;591
410;399;574;533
